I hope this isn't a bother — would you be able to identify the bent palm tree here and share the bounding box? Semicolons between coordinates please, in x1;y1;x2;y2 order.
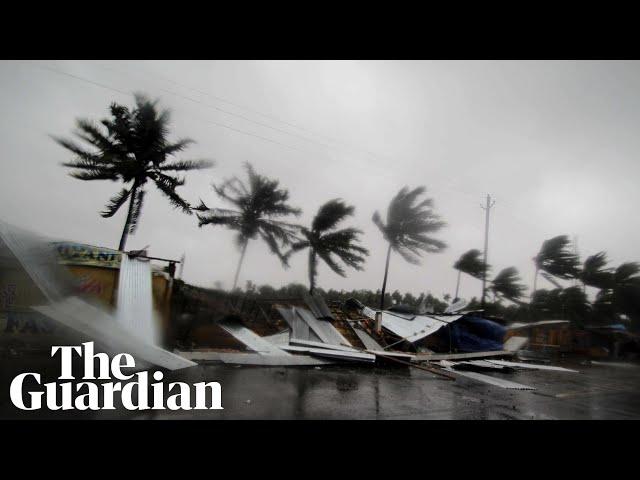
453;249;488;301
285;199;369;294
580;251;613;290
195;163;301;290
490;267;526;303
372;186;447;310
532;235;580;294
54;94;213;251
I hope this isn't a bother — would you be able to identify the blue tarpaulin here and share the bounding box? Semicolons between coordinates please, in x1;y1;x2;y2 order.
448;315;506;352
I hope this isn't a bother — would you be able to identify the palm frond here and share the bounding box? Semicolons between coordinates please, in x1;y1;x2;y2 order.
153;173;191;214
159;159;214;171
534;235;580;279
491;267;526;301
374;185;447;265
454;249;488;279
311;199;354;232
100;187;132;218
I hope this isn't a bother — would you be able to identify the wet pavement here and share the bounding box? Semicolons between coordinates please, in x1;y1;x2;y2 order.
3;355;640;419
143;359;640;420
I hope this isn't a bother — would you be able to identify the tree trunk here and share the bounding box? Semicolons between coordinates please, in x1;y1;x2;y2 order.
232;239;248;291
118;184;138;251
454;270;461;301
308;249;317;295
532;267;539;298
379;244;392;311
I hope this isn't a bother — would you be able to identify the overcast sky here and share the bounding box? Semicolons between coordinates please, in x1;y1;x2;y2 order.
1;60;638;301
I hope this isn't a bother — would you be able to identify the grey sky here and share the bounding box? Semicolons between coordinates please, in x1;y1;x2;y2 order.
1;60;638;301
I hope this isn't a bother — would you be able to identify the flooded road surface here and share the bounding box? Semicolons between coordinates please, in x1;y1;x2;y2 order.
3;355;640;419
143;360;640;420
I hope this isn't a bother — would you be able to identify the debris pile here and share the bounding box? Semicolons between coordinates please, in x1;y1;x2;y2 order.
173;293;581;390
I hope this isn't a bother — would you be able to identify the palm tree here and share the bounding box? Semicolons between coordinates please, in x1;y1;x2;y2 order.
285;199;369;294
580;251;613;290
194;162;301;290
606;262;640;323
453;249;488;301
372;186;446;310
490;267;526;303
532;235;580;294
53;94;213;251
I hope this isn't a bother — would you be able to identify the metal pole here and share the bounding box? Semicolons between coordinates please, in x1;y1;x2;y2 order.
480;194;495;309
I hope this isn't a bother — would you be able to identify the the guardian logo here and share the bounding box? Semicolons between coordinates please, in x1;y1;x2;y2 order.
9;342;223;411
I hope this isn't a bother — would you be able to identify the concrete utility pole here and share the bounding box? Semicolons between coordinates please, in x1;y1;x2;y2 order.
480;194;495;309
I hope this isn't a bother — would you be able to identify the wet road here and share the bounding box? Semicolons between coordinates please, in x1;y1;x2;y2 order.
3;356;640;419
143;359;640;420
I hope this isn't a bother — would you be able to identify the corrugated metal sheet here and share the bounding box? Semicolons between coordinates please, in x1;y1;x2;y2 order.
116;255;157;344
353;327;383;351
504;336;529;352
217;318;290;356
33;297;196;370
176;350;332;366
262;329;291;346
290;338;359;352
281;345;375;363
295;307;352;347
486;360;578;372
303;294;334;320
361;308;463;343
439;360;536;390
276;306;322;342
277;306;308;339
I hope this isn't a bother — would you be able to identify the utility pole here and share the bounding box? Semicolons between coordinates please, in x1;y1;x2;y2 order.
480;194;495;309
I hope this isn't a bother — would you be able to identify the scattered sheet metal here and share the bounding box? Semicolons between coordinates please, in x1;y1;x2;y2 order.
504;336;529;352
439;360;536;390
506;320;569;331
352;326;384;351
485;360;579;373
276;306;320;342
303;294;334;320
290;337;414;362
361;308;464;343
454;360;511;371
295;307;352;347
444;298;469;313
590;361;638;368
384;310;416;321
281;345;376;363
262;329;291;346
415;350;514;361
116;254;157;344
290;338;360;352
33;296;196;370
176;350;332;366
217;318;290;356
366;350;415;362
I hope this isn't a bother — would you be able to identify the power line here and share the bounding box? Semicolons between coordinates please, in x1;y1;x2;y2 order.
95;62;340;154
100;61;387;162
27;61;322;157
